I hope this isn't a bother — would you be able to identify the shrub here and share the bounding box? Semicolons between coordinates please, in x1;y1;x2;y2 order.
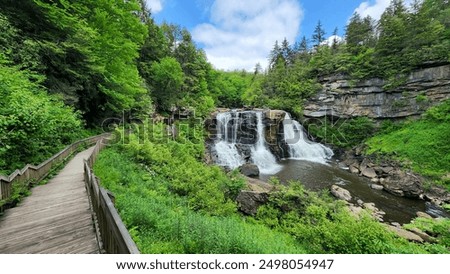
0;54;82;173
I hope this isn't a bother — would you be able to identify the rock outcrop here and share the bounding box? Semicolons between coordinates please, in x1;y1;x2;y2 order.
236;191;269;216
340;148;450;204
263;110;286;158
330;185;352;201
304;64;450;119
384;225;424;243
236;177;274;215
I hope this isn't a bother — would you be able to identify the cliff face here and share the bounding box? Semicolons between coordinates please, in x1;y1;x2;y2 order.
304;64;450;119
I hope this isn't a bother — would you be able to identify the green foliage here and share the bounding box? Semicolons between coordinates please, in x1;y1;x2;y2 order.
404;217;450;248
94;145;304;254
366;100;450;188
306;117;375;148
149;57;184;112
0;53;82;173
208;70;253;108
114;125;241;216
255;182;441;254
1;0;150;124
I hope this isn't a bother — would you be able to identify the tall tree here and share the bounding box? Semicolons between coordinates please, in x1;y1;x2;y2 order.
312;20;326;47
149;57;184;111
346;13;376;54
375;0;409;75
331;27;339;50
269;40;282;69
281;38;293;66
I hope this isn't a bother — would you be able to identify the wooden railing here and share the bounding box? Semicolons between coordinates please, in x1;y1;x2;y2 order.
0;134;109;203
84;138;140;254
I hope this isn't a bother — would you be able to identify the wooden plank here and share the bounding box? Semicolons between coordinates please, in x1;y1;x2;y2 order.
0;146;100;254
0;215;93;248
0;133;108;202
3;223;97;254
0;205;92;234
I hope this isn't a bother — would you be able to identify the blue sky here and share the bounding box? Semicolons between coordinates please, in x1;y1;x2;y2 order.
144;0;411;71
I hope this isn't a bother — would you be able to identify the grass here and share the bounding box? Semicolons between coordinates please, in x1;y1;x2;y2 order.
93;124;449;254
94;147;305;254
366;100;450;189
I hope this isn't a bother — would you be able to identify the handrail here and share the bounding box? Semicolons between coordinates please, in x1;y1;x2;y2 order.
84;138;140;254
0;133;110;203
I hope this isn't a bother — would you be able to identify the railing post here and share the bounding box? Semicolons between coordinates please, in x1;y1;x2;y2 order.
83;136;140;254
0;133;110;209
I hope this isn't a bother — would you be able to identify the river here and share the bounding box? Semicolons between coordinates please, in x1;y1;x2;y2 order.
212;109;449;224
259;158;448;224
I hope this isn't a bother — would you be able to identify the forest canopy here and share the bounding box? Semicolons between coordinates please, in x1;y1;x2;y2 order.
1;0;449;170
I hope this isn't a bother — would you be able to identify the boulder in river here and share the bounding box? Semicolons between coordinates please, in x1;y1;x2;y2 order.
349;165;360;174
416;211;433;219
371;184;384;191
330;185;352;201
361;167;377;179
239;164;260;177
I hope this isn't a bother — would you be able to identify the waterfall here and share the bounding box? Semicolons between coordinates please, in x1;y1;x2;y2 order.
214;141;245;169
214;112;244;169
250;112;282;174
212;110;333;175
283;113;334;164
214;110;281;174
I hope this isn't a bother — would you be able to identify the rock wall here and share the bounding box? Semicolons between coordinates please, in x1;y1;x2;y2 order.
304;64;450;119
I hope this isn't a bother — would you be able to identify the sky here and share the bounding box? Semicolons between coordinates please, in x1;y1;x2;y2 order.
144;0;412;71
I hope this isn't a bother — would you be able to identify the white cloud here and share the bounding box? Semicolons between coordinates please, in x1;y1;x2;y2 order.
354;0;390;20
354;0;414;20
321;35;344;46
192;0;303;71
145;0;164;14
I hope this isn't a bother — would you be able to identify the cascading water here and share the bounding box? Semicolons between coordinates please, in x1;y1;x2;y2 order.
250;112;282;174
214;110;282;174
214;112;245;169
213;110;333;174
283;113;334;163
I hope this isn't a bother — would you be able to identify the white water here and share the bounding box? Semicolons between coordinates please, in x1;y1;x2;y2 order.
250;112;283;174
283;113;334;164
213;110;332;174
214;141;245;169
214;112;244;169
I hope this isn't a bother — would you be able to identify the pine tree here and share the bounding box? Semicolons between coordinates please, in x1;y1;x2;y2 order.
332;27;339;50
346;13;376;53
269;40;282;69
299;36;309;53
312;20;326;47
281;38;293;66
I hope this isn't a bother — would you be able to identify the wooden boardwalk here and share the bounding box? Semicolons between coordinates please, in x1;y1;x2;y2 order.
0;147;100;254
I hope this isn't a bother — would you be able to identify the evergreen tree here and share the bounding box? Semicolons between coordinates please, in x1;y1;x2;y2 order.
332;27;339;51
312;20;326;47
375;0;409;75
281;38;293;66
269;40;282;69
346;13;376;54
299;36;309;53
